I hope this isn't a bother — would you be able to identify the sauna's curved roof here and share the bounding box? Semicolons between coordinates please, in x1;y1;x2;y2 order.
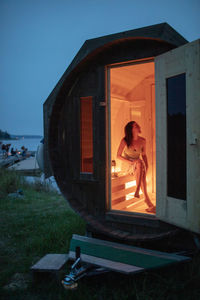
44;22;188;109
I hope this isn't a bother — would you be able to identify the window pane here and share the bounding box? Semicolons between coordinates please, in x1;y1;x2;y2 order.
167;73;186;200
80;96;93;173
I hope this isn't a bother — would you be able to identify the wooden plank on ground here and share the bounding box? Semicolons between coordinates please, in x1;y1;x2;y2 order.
69;251;143;274
31;254;68;272
69;235;190;273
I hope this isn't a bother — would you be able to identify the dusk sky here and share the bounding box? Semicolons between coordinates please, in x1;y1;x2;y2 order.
0;0;199;136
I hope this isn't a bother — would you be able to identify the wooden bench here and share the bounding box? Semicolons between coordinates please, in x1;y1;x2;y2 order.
111;174;138;209
68;234;190;275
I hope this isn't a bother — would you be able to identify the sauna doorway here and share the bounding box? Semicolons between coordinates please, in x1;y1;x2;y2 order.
107;59;156;215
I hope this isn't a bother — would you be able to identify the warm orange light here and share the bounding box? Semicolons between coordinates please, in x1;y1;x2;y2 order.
125;180;136;188
110;60;156;214
111;166;121;173
126;192;135;200
126;199;144;209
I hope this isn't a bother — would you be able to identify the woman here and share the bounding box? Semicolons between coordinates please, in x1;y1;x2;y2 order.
117;121;155;213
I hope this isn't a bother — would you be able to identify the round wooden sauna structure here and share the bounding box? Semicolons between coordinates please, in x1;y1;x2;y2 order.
44;23;194;243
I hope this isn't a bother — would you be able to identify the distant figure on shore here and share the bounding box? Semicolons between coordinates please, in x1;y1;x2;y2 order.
11;148;16;156
21;146;27;157
11;148;19;156
1;143;11;158
21;146;30;158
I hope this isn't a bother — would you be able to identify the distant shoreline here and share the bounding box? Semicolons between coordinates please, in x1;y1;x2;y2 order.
0;135;43;141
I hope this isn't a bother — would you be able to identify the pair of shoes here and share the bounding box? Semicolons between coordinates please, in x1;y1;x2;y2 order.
146;206;156;213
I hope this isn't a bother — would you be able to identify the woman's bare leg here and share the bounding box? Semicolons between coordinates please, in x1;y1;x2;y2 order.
140;167;154;208
134;160;143;198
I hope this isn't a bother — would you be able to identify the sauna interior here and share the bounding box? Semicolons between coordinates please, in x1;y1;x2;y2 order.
109;60;156;215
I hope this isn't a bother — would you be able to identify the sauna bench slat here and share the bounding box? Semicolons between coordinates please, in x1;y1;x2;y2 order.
112;175;135;187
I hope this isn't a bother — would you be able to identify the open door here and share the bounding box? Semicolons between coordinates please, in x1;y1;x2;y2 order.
155;39;200;234
107;59;156;215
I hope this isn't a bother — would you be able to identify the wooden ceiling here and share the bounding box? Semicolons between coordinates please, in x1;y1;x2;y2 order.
110;61;155;98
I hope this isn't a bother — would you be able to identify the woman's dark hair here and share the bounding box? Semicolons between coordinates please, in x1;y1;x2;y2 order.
124;121;135;147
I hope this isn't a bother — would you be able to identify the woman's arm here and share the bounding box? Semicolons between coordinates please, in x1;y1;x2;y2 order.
141;139;148;171
117;138;133;164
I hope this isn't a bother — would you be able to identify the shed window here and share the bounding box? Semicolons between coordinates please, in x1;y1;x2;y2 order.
80;96;93;173
167;73;186;200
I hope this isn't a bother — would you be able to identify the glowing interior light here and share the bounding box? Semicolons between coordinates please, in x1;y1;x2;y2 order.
111;166;121;173
126;192;135;200
125;180;136;188
131;111;141;117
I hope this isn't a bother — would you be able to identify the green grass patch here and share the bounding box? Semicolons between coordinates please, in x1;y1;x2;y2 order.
0;169;200;299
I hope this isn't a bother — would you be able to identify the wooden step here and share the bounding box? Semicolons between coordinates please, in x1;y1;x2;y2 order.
31;254;68;274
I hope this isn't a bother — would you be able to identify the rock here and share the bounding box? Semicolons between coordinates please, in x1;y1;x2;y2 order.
8;189;24;199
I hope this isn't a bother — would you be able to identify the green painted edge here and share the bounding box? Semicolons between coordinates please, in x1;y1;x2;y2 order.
70;239;180;269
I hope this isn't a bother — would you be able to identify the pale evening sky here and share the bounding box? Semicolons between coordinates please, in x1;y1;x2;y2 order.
0;0;199;135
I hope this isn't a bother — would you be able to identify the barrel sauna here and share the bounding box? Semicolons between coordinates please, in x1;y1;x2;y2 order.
43;23;200;246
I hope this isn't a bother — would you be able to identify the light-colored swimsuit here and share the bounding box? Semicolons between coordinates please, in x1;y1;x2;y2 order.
123;145;143;175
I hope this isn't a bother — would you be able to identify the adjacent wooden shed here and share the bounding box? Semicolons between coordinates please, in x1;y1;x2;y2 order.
44;23;200;243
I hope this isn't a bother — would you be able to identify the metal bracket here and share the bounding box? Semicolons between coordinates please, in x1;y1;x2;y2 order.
189;134;198;146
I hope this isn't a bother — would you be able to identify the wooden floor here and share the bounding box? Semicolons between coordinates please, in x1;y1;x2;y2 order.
112;193;156;215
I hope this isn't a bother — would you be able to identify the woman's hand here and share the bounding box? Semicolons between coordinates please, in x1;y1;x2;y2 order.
129;159;138;165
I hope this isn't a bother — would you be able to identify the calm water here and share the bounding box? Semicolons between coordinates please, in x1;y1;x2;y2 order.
1;137;42;152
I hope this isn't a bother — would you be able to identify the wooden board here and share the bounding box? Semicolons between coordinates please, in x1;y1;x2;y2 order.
31;254;68;272
68;234;190;274
69;251;143;274
112;174;135;187
112;197;139;210
112;185;136;202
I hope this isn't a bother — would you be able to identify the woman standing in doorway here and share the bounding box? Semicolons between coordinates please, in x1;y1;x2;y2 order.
117;121;155;213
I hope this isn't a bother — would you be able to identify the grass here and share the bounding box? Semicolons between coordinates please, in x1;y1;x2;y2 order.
0;168;200;299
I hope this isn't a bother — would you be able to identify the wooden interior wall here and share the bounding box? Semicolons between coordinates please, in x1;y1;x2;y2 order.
111;98;130;169
128;76;156;194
